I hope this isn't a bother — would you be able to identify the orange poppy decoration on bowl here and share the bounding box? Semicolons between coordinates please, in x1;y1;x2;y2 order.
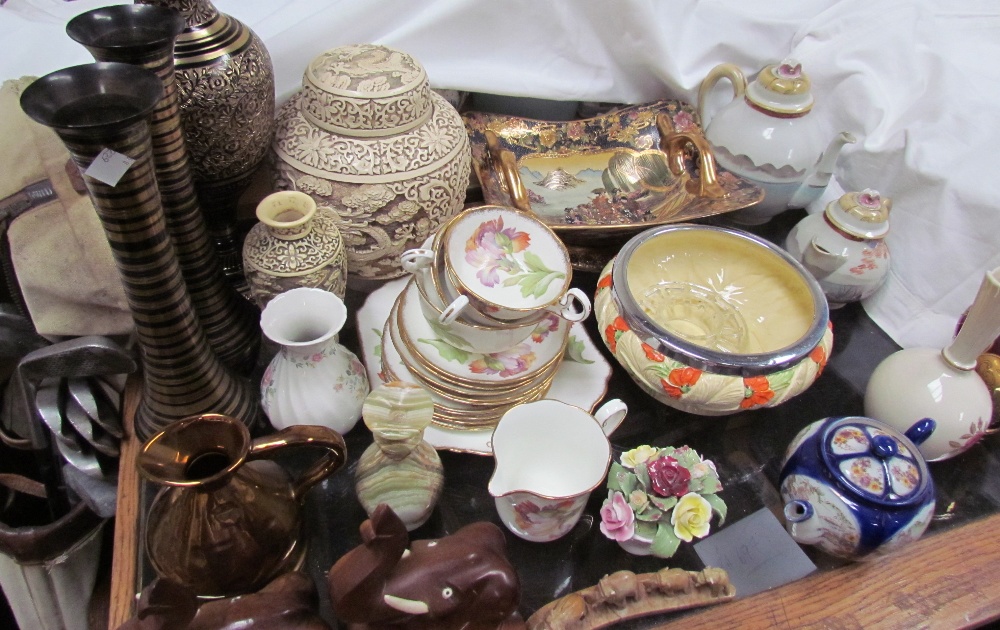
809;345;828;376
641;343;665;362
604;316;630;354
741;375;775;409
660;366;702;399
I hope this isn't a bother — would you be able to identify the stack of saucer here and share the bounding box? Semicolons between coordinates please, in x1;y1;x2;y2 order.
383;205;592;430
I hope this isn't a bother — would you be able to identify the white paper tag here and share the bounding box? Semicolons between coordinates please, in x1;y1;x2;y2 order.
84;148;136;187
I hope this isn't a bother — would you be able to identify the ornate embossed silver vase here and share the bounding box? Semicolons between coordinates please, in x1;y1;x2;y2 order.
67;4;261;374
19;63;262;441
135;0;277;293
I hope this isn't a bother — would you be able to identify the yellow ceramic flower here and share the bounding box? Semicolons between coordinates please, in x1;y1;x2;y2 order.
671;492;712;542
621;445;658;469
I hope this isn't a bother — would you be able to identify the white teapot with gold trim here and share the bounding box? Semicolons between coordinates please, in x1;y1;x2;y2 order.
698;59;855;225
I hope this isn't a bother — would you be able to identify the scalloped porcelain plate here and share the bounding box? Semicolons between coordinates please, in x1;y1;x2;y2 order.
357;278;613;455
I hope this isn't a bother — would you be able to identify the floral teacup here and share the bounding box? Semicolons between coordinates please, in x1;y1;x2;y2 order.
488;399;628;542
441;206;590;322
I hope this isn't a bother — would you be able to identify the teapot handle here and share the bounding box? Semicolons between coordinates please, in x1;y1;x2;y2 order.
249;425;347;502
697;62;747;126
657;114;727;199
484;130;532;213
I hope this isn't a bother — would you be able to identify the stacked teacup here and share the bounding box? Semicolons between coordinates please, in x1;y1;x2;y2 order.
384;205;592;429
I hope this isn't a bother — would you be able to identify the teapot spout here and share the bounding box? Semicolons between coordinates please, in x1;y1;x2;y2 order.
789;131;857;208
802;236;848;280
783;499;824;546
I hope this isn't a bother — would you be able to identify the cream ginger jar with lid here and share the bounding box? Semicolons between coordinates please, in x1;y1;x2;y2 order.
272;44;471;290
785;189;891;308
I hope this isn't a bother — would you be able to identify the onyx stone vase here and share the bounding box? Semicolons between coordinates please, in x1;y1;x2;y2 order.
19;62;262;441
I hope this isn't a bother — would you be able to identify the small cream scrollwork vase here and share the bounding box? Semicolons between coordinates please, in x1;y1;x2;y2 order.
242;190;348;308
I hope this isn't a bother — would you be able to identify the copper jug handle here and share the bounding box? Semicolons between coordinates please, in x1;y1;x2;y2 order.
249;425;347;501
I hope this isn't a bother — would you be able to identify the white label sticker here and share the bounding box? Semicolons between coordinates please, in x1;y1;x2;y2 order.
83;148;136;187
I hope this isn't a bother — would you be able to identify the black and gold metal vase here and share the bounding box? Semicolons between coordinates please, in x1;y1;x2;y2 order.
135;0;277;294
66;4;261;375
19;63;262;441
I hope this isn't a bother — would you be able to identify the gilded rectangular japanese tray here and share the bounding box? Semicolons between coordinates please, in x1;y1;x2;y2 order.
463;100;763;263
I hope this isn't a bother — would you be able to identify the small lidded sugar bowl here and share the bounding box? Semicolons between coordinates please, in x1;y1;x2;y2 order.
785;189;892;308
779;416;936;561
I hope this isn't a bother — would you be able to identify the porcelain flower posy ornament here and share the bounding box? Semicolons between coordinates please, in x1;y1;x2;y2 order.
601;445;726;558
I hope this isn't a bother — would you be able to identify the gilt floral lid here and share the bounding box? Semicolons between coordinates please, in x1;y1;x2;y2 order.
825;189;891;239
820;417;931;507
300;44;432;137
746;58;814;116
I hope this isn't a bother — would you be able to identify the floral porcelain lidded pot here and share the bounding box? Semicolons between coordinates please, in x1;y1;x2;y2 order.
785;189;891;308
779;416;936;561
272;44;471;290
595;224;832;415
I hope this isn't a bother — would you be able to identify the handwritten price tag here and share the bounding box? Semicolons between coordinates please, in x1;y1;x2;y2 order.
84;148;136;187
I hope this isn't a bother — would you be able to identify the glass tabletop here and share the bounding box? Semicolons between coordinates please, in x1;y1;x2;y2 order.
134;209;1000;628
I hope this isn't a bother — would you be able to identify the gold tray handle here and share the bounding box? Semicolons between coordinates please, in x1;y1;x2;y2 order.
657;113;727;199
485;130;532;213
249;424;348;501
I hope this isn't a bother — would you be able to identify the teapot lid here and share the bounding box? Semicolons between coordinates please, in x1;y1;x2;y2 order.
746;59;814;116
825;189;891;239
821;417;930;507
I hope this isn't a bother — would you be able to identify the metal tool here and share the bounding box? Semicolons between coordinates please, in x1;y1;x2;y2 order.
17;336;136;518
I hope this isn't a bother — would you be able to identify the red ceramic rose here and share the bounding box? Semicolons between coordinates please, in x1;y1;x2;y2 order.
646;456;691;498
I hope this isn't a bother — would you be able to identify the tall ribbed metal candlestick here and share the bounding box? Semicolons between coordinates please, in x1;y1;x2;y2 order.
66;5;261;375
19;62;261;440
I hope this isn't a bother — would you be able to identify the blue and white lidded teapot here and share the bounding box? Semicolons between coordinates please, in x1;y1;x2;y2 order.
779;416;936;561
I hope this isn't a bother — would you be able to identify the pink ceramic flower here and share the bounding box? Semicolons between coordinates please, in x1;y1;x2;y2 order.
647;456;691;498
464;217;531;287
599;491;635;542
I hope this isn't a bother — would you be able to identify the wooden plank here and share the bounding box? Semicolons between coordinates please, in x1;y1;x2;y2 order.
106;375;142;630
661;512;1000;630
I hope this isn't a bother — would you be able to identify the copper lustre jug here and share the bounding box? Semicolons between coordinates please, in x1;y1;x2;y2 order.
137;413;347;598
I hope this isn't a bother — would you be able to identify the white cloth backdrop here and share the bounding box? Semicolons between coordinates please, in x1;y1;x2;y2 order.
3;0;999;350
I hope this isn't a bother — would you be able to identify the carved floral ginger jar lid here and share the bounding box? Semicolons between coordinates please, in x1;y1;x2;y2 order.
819;417;931;508
301;44;431;137
274;44;468;184
824;189;891;240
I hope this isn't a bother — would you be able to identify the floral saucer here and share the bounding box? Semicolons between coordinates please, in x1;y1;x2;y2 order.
357;278;612;455
396;279;570;385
